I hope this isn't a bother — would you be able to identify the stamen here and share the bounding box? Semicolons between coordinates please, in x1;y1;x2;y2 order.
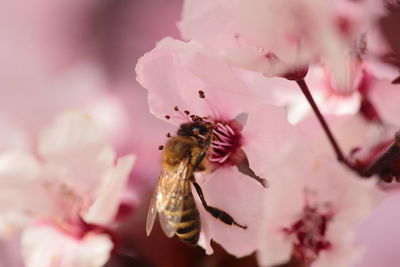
225;124;235;136
158;145;164;150
208;121;241;165
211;143;226;149
283;205;332;263
218;154;230;163
172;105;191;122
197;134;207;140
198;90;220;120
212;130;231;143
216;122;231;136
212;140;233;147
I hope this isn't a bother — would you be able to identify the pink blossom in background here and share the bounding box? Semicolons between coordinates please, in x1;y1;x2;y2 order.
178;0;383;87
0;111;135;267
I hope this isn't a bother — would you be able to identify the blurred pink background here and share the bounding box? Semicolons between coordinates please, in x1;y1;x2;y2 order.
0;1;399;266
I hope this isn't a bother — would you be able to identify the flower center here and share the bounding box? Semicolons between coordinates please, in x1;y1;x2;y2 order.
208;121;242;165
283;206;332;263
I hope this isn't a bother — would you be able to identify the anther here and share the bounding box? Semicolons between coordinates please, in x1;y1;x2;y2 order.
165;115;170;120
166;133;171;138
184;110;190;115
174;106;179;111
198;90;205;99
158;145;164;150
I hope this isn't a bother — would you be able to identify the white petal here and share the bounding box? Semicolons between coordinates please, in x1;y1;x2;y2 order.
83;155;135;225
21;224;113;267
38;111;116;197
0;151;56;236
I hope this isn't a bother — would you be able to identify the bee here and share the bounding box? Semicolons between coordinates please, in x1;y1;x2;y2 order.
146;121;247;246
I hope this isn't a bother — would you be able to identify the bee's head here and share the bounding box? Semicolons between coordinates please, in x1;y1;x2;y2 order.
177;122;209;137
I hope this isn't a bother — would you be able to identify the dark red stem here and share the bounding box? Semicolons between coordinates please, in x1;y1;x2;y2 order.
296;79;347;164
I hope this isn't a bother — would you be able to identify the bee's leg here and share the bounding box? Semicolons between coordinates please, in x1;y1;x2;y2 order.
193;150;207;169
191;180;247;229
193;135;212;168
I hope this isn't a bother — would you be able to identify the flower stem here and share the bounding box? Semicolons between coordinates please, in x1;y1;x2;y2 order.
363;131;400;180
296;79;347;164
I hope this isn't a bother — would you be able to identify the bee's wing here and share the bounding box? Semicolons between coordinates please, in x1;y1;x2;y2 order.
157;158;192;238
158;209;177;238
146;178;160;236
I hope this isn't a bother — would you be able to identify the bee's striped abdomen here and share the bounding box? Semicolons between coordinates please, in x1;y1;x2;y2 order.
165;189;200;246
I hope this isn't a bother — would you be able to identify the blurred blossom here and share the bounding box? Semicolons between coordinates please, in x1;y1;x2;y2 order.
0;111;135;267
257;149;383;267
178;0;383;88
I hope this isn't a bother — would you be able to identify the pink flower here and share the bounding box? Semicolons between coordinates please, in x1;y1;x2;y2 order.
257;152;383;267
178;0;382;83
0;111;135;267
136;38;299;256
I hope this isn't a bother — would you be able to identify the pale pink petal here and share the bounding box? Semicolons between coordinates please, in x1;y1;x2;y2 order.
38;110;116;197
82;155;135;225
196;167;265;257
21;224;113;267
179;0;311;76
314;224;362;267
307;161;383;225
241;104;299;177
355;189;400;267
136;38;253;125
0;151;56;236
179;0;367;81
257;145;311;266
